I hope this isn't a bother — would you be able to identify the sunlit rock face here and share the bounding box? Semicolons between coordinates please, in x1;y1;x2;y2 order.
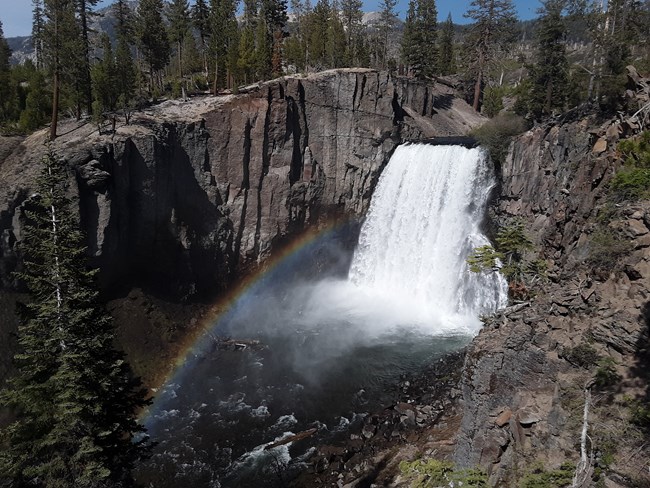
0;69;482;299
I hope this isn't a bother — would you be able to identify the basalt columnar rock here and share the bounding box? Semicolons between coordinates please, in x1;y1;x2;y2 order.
0;69;482;299
453;69;650;485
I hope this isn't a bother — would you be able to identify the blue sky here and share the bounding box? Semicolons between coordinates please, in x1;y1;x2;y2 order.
1;0;540;38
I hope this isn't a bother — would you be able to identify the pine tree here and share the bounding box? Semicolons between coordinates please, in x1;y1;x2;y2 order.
401;0;418;73
464;0;517;111
262;0;288;77
377;0;397;69
340;0;363;65
42;0;79;140
438;13;455;75
254;17;272;79
137;0;170;94
167;0;191;96
18;69;50;132
0;149;151;487
92;33;117;117
192;0;211;77
0;21;14;125
75;0;99;117
114;0;137;120
528;0;568;118
309;0;330;68
326;0;346;68
209;0;237;93
32;0;45;69
414;0;438;77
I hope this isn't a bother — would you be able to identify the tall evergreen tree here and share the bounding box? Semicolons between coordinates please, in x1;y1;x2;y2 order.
42;0;79;140
113;0;137;118
401;0;418;73
529;0;568;118
192;0;212;77
262;0;288;77
438;13;455;75
340;0;363;65
18;69;50;132
326;0;346;68
32;0;45;69
0;149;151;487
309;0;330;68
75;0;99;117
167;0;191;95
0;21;14;125
377;0;398;69
209;0;237;93
464;0;517;111
137;0;170;93
414;0;438;77
401;0;437;77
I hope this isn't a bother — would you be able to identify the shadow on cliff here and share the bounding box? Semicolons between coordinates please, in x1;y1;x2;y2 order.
631;302;650;433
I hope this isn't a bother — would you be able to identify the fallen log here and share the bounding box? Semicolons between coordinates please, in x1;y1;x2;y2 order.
264;428;318;450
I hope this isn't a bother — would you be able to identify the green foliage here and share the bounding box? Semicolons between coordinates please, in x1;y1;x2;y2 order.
624;396;650;428
18;69;50;132
609;132;650;201
399;458;488;487
525;0;568;119
563;343;600;368
586;227;631;271
137;0;171;77
438;13;455;75
470;113;529;166
520;462;575;488
463;0;517;110
468;219;541;300
0;149;151;487
401;0;438;78
482;86;505;118
467;245;502;273
594;357;621;389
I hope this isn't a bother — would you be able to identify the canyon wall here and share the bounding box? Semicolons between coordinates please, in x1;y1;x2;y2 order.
454;99;650;484
0;69;481;299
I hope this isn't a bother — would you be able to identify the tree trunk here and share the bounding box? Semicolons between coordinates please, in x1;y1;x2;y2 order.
473;49;485;112
213;54;219;96
545;80;553;114
51;70;59;140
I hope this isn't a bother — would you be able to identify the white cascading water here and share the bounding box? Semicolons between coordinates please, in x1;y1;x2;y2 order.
349;143;509;333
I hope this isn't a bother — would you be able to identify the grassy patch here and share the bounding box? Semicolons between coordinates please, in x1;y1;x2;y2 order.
399;459;488;487
471;113;530;167
520;462;574;488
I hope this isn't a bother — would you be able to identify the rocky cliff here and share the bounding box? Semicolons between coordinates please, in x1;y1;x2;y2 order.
0;69;481;299
453;71;650;486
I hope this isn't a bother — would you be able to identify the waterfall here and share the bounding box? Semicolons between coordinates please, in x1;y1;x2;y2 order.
349;144;508;331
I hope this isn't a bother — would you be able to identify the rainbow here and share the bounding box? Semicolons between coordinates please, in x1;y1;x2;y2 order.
142;216;358;419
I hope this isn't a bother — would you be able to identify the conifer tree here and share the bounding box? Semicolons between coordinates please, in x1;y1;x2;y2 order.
0;21;13;125
528;0;568;118
75;0;99;117
464;0;517;111
401;0;418;73
32;0;45;69
262;0;288;77
0;149;150;487
92;33;117;117
377;0;397;69
340;0;363;65
114;0;137;119
137;0;170;93
326;0;347;68
19;69;50;132
401;0;438;77
42;0;79;140
309;0;330;68
167;0;191;96
192;0;212;77
254;17;272;79
438;13;455;75
209;0;237;93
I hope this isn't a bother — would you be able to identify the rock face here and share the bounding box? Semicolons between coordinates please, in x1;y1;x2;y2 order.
453;79;650;484
0;69;482;298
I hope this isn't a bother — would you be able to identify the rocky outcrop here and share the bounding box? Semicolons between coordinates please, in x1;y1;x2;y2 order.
0;69;481;299
453;69;650;485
